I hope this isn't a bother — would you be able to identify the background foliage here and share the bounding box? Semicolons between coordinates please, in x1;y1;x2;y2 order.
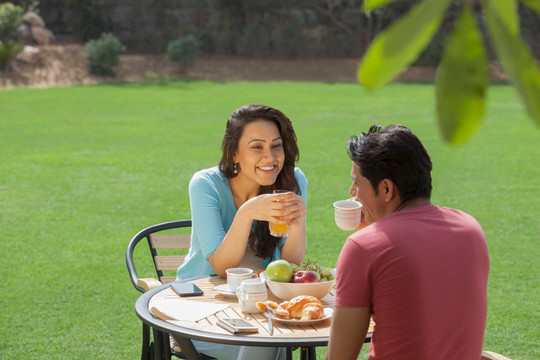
25;0;540;63
0;2;23;70
83;32;125;76
359;0;540;144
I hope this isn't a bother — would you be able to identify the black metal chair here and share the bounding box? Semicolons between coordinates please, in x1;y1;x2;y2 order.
126;220;193;360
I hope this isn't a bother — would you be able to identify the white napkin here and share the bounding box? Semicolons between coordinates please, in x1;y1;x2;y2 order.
151;298;229;322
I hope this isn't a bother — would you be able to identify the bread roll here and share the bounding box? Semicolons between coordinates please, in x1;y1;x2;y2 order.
283;295;324;320
256;296;324;320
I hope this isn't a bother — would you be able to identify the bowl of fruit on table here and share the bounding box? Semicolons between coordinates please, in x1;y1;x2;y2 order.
260;259;335;300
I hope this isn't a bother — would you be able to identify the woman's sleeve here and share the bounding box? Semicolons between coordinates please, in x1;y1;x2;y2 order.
295;167;308;204
188;172;228;259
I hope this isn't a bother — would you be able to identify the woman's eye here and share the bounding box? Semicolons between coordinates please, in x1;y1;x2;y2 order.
272;143;283;149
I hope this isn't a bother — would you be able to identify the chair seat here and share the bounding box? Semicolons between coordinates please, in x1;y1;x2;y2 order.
481;350;512;360
170;336;216;360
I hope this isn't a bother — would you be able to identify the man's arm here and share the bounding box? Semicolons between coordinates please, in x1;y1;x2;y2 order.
326;306;371;360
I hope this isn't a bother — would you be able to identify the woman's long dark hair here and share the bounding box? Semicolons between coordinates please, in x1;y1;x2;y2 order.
219;104;301;259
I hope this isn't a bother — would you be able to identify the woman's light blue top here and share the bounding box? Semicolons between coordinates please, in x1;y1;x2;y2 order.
177;166;308;280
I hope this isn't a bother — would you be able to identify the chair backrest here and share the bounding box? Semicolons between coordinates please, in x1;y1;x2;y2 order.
481;351;512;360
126;220;192;293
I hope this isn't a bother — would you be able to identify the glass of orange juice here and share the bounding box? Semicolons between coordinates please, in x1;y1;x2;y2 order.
269;190;290;237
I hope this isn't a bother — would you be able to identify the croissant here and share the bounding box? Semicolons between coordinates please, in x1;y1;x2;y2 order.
257;295;324;321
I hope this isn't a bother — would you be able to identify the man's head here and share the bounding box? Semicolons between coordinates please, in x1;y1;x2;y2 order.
347;125;433;212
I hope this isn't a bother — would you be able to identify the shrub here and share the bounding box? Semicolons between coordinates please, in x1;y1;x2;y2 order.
0;2;24;71
0;2;23;41
0;41;22;70
165;35;200;69
83;33;126;76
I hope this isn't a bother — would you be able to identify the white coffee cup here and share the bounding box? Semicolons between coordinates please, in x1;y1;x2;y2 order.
236;278;268;313
333;200;363;230
226;267;258;292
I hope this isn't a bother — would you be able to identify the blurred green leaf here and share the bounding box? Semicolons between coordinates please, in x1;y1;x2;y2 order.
435;4;488;144
359;0;452;91
362;0;396;11
490;0;519;33
521;0;540;18
487;2;540;127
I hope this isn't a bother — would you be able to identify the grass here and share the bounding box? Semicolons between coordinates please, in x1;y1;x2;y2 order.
1;80;538;359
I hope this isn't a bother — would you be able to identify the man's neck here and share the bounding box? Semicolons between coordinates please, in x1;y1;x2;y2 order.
393;197;431;213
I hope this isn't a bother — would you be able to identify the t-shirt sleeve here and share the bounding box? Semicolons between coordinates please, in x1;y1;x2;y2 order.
294;167;308;204
335;237;372;308
188;171;228;259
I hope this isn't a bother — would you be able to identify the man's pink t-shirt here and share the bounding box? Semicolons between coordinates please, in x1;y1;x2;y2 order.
335;205;489;360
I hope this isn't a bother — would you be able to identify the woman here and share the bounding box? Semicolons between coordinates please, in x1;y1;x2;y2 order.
176;104;307;360
178;104;307;280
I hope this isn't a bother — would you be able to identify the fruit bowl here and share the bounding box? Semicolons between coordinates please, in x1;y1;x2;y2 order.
260;271;336;300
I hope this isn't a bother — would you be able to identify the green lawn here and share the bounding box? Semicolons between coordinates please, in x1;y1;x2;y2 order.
1;80;538;359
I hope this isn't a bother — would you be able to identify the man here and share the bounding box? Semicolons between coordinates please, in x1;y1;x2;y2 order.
327;125;489;360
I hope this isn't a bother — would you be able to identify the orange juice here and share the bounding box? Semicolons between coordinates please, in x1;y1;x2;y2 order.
270;221;288;236
270;190;291;236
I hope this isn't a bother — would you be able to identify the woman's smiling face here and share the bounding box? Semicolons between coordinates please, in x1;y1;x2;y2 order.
234;119;285;187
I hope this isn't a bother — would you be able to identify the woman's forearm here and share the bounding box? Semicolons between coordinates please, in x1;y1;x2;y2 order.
208;206;253;277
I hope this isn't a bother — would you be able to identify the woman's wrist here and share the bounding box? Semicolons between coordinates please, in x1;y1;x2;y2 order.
236;202;255;223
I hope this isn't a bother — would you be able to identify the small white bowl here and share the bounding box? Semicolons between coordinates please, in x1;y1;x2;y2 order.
260;271;335;300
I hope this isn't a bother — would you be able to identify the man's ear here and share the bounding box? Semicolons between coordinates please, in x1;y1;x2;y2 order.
379;179;396;202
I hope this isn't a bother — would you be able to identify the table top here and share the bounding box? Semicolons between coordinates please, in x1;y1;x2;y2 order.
135;276;373;348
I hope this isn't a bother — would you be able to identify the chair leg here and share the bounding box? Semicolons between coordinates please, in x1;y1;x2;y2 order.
161;331;172;359
286;347;294;360
149;342;155;360
141;323;152;360
153;328;166;360
300;347;317;360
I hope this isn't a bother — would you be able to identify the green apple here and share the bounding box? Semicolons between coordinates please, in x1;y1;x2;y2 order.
266;259;293;282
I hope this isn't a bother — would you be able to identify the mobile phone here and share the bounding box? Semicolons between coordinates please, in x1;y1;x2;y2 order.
217;318;259;334
170;282;204;297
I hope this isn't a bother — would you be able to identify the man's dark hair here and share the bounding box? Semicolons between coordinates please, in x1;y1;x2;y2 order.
347;124;433;201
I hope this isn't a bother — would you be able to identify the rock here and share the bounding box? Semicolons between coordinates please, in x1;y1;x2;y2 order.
17;23;34;43
31;27;54;45
23;11;45;28
16;45;40;64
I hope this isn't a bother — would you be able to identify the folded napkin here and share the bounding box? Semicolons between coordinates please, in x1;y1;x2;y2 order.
151;298;229;322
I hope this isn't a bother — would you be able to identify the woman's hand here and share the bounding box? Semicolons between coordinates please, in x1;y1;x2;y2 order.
276;192;306;226
210;191;307;276
240;191;306;225
275;191;306;265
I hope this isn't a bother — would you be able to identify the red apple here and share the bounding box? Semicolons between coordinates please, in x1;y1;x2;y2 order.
291;270;318;283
